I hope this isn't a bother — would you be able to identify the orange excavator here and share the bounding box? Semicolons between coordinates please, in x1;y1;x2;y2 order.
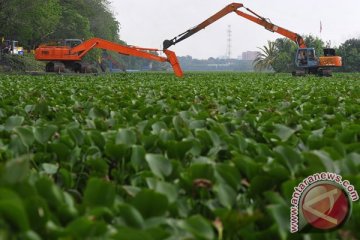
163;3;342;76
35;37;183;77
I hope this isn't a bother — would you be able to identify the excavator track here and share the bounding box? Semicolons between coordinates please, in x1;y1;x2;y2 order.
292;70;306;77
317;69;332;77
45;61;65;73
45;61;98;73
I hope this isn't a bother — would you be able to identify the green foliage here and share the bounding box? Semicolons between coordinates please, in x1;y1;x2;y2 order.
338;38;360;72
0;0;62;47
253;41;277;71
0;54;46;72
0;0;120;49
303;35;325;57
53;7;92;40
0;72;359;239
271;38;298;73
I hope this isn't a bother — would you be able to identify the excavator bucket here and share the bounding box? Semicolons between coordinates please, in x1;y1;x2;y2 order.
164;50;183;77
163;40;173;50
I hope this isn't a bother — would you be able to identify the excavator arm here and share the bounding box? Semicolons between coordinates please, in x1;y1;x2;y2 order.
70;38;183;77
35;37;183;77
163;2;306;49
234;8;306;48
163;3;243;49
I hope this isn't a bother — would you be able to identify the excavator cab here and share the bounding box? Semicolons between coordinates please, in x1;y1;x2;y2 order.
295;48;318;68
64;39;83;48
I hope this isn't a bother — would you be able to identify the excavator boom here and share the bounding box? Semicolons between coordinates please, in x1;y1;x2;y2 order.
163;3;243;49
163;3;306;49
35;37;183;77
234;9;306;48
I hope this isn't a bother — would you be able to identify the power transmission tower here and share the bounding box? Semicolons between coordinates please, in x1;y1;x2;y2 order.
226;25;232;59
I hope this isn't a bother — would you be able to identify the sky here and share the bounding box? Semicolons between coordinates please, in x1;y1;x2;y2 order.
112;0;359;59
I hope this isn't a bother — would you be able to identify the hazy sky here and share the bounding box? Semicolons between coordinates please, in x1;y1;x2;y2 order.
112;0;359;59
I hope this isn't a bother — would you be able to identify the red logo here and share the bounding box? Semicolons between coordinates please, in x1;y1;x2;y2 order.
301;183;350;230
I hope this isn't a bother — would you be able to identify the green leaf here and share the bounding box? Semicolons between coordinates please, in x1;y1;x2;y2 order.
342;152;360;174
215;164;242;190
34;125;57;144
5;115;24;131
151;121;167;134
114;227;154;240
274;145;302;176
14;127;34;147
264;191;287;205
116;128;137;145
18;231;42;240
86;158;108;177
122;186;141;197
304;150;336;173
83;178;115;208
2;155;31;184
65;217;107;238
0;188;29;231
67;127;84;145
267;204;289;240
131;190;169;219
159;130;175;142
181;215;215;240
104;143;127;161
215;183;237;209
58;168;73;189
232;154;261;180
24;196;50;232
88;107;108;119
146;178;178;203
34;102;49;115
249;175;276;196
116;203;144;228
144;227;170;240
273;124;295;142
166;140;193;160
187;163;215;182
89;130;106;149
24;105;35;114
36;179;76;221
145;154;172;179
41;163;59;175
172;115;187;134
189;120;206;129
49;143;71;161
131;145;146;170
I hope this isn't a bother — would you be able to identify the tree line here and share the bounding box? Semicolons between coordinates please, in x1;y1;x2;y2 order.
254;36;360;72
0;0;168;71
0;0;121;49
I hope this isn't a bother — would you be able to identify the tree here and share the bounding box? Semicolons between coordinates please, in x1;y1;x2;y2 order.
76;0;120;42
0;0;121;48
51;7;92;40
0;0;61;49
337;38;360;72
271;38;297;72
253;41;277;71
303;35;325;58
